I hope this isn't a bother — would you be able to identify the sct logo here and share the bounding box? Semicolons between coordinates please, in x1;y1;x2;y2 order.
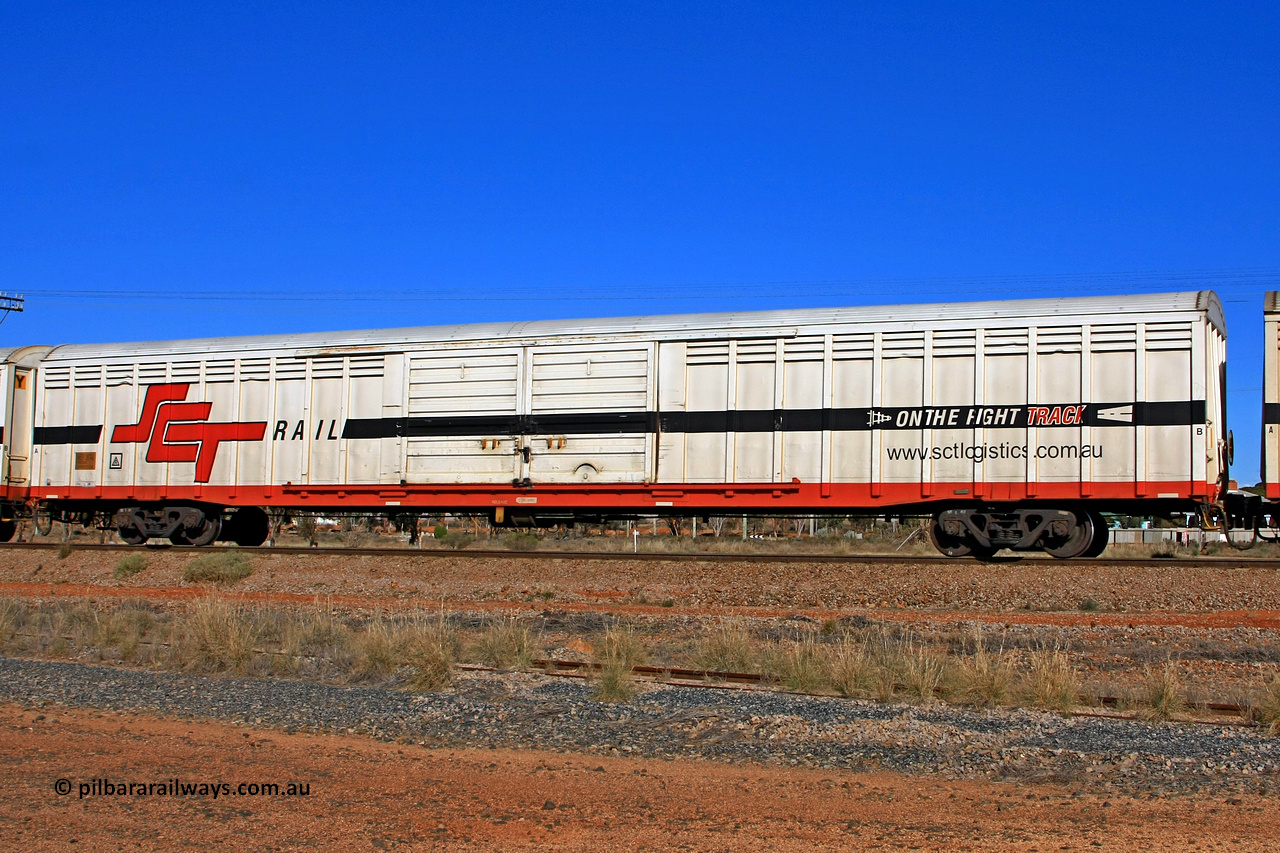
111;384;268;483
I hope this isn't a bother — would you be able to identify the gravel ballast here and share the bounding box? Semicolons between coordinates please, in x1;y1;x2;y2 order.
3;656;1277;796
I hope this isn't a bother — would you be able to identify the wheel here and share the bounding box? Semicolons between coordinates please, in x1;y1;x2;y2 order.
1044;511;1096;559
930;518;983;558
118;526;146;545
1081;511;1109;558
228;507;269;547
184;516;221;547
0;519;14;543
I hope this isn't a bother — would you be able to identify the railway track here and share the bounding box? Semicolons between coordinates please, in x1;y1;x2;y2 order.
473;658;1260;726
3;540;1279;569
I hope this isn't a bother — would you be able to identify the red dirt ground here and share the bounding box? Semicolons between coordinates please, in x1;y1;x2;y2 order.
4;703;1277;852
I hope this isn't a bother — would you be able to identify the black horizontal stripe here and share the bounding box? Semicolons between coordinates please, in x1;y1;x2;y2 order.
342;400;1206;439
1137;401;1207;427
34;425;103;445
1265;403;1280;425
343;412;660;440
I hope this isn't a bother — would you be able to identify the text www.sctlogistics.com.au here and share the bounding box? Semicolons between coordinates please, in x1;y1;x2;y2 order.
55;778;311;798
886;442;1104;462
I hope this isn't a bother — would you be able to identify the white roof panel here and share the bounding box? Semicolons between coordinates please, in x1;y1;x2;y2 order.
39;291;1223;362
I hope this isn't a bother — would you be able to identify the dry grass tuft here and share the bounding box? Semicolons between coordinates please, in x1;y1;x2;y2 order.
954;631;1015;708
695;621;756;673
472;617;539;669
183;551;253;584
865;628;903;701
1027;649;1080;713
52;600;102;655
355;616;401;678
770;634;831;693
1141;662;1186;722
829;632;877;698
595;624;647;670
901;643;948;703
592;659;637;702
352;613;455;690
100;602;155;662
1251;671;1280;736
171;598;257;674
268;606;356;676
400;618;456;691
590;624;647;702
0;596;23;647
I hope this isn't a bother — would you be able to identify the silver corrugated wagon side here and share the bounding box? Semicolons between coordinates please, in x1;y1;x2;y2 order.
18;291;1226;556
1264;293;1280;501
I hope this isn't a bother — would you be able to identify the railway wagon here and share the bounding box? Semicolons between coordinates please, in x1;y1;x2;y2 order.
1264;292;1280;502
0;291;1227;557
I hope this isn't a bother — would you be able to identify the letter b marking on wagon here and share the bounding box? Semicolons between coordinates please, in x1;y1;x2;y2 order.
111;384;269;483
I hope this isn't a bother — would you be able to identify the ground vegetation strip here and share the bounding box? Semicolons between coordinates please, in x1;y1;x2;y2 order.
2;657;1279;795
3;593;1280;723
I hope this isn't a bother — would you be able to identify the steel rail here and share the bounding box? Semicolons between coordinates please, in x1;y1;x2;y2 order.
2;540;1279;569
469;659;1258;726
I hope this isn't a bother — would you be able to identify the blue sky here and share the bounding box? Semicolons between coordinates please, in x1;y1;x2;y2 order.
2;2;1277;479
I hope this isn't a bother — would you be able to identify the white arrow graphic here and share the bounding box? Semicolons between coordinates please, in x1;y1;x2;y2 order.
1096;405;1133;423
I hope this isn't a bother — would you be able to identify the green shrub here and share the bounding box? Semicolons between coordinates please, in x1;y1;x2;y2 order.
114;554;149;579
433;524;449;539
443;533;473;550
500;531;540;551
183;551;253;584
